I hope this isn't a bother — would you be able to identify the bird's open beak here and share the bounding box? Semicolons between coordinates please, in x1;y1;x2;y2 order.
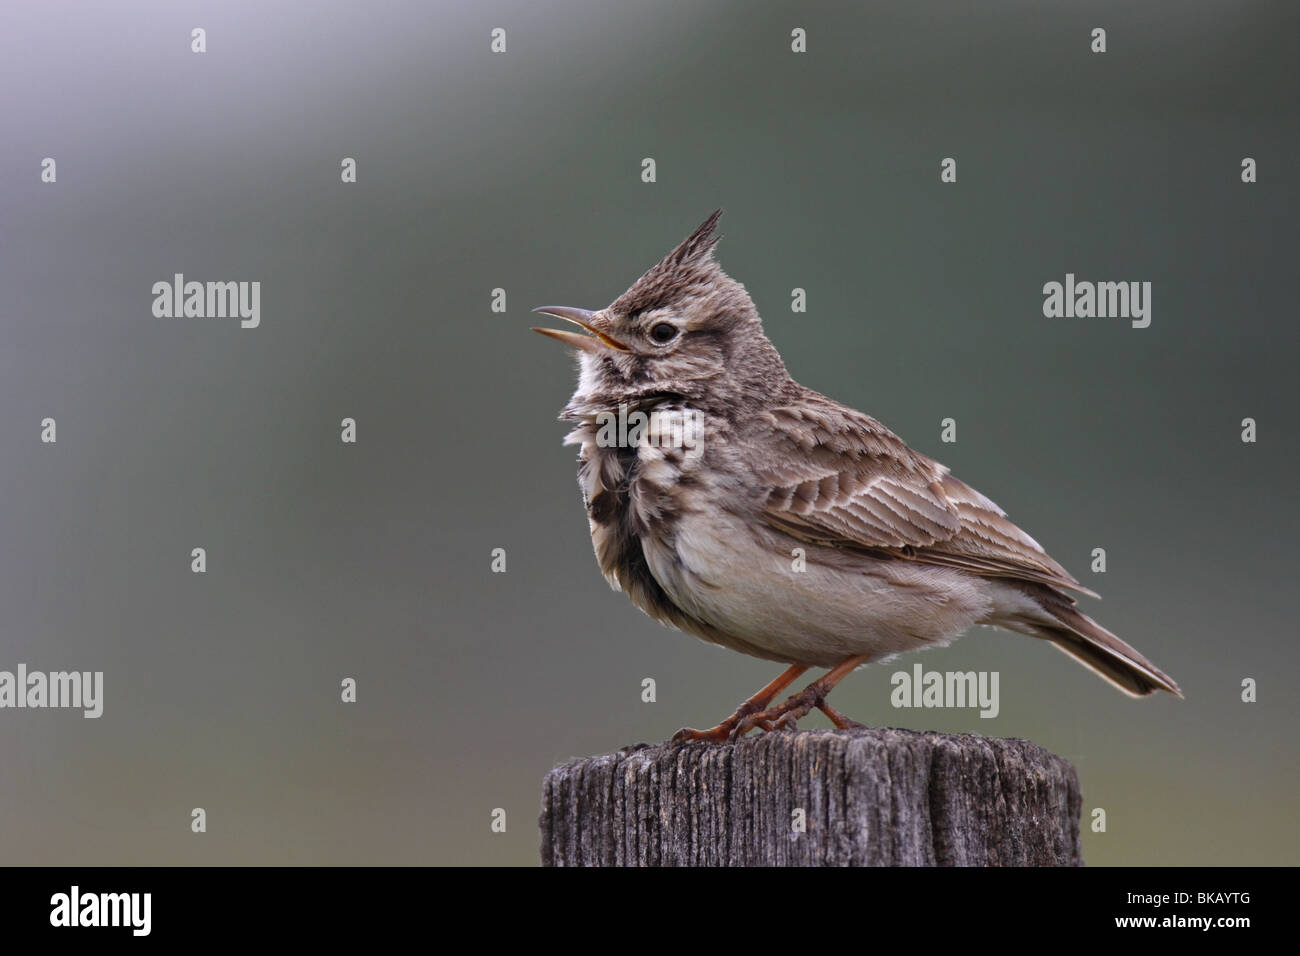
531;306;630;354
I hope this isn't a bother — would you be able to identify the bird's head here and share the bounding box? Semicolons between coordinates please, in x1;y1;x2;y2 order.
533;210;792;413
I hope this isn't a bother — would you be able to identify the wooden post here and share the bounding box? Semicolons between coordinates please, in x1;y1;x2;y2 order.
540;728;1082;866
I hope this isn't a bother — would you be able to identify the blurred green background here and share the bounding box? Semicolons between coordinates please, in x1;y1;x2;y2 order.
1;0;1296;865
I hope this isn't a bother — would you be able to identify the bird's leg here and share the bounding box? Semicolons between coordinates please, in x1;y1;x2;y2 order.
670;664;807;744
731;654;869;737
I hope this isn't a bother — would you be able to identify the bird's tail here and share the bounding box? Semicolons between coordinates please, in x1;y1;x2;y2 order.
1007;589;1182;698
1044;603;1181;698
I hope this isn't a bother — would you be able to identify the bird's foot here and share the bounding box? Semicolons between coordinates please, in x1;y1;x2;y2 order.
818;700;868;731
670;723;732;745
671;700;770;744
669;661;865;743
727;690;869;738
729;684;825;739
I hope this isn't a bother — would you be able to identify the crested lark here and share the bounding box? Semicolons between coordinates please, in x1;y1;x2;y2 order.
534;210;1181;743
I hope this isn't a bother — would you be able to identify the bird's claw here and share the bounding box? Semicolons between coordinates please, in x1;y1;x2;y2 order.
671;724;732;745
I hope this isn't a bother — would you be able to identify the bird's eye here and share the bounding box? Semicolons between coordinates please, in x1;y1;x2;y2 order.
649;322;678;344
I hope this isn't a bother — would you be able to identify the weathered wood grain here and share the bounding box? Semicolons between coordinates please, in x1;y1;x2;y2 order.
540;728;1081;866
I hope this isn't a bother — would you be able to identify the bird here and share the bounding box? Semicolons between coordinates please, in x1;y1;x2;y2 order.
532;210;1181;743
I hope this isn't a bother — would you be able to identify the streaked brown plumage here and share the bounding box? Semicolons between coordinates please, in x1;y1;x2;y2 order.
534;210;1181;742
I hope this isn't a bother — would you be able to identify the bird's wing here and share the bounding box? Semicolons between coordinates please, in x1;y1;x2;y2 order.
756;400;1096;598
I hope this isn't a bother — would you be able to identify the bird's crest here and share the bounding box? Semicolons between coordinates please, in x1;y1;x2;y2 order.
610;210;725;316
